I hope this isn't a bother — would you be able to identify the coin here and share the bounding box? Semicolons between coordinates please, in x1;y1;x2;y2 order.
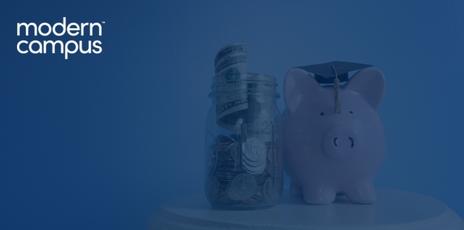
227;173;258;201
262;178;279;202
241;137;267;174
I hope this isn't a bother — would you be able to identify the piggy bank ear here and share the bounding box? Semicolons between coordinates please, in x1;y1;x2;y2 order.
284;68;321;113
347;67;385;109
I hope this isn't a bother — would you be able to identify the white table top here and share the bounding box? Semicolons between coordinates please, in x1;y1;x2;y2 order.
152;189;463;230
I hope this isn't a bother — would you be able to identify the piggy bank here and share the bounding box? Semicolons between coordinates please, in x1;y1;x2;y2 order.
283;66;385;204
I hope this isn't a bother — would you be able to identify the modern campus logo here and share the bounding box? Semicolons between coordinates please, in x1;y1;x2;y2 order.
16;17;104;60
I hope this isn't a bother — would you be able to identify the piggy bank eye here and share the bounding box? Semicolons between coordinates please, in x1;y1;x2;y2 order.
349;110;354;115
320;112;325;116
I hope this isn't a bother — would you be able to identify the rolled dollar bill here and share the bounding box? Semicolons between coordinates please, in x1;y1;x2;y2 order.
214;43;247;67
215;43;248;83
213;44;249;130
215;54;247;76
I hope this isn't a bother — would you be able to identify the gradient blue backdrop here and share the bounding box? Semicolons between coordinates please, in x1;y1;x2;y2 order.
1;0;463;229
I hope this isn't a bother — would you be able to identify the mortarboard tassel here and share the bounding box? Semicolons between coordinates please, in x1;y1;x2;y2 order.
331;65;341;114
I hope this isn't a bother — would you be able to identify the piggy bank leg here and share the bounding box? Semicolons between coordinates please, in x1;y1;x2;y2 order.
345;182;376;204
302;184;336;205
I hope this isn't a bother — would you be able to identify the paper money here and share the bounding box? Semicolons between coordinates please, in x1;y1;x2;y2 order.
214;44;249;129
214;43;247;66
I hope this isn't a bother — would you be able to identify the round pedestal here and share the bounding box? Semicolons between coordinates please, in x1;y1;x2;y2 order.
152;189;463;230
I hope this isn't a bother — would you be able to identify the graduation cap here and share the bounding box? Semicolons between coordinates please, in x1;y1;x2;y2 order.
296;61;372;114
297;61;371;85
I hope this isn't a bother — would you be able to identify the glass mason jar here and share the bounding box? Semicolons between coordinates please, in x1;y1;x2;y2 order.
205;73;282;209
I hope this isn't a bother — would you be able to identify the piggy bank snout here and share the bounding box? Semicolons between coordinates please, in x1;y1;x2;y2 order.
322;128;357;158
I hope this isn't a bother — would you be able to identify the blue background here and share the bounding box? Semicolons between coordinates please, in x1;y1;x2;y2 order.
1;0;463;229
